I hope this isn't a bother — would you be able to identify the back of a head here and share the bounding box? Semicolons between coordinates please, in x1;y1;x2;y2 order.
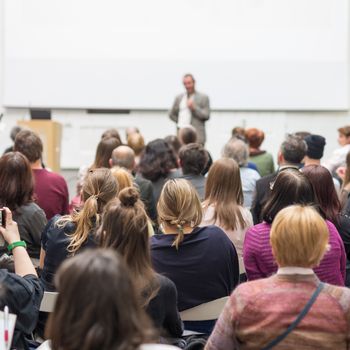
101;128;122;144
111;145;135;170
10;126;24;142
93;137;122;168
263;169;315;224
164;135;182;156
179;143;208;175
338;126;350;138
222;138;249;166
205;158;243;205
178;126;198;145
0;152;34;210
14;129;43;163
245;128;265;149
304;134;326;160
138;139;177;181
302;165;340;225
280;135;307;164
127;132;145;156
158;179;202;248
67;168;118;255
110;167;134;191
270;205;329;268
46;249;153;350
231;127;247;142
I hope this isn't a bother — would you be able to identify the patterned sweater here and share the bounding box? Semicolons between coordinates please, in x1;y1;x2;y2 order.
206;274;350;350
243;220;346;285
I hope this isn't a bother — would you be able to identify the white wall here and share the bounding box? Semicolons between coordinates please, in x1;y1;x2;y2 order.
0;0;349;169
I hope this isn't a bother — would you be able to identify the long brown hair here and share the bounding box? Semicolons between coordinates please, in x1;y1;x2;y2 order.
0;152;34;210
99;187;158;306
92;137;121;169
58;168;118;255
203;158;247;231
46;249;155;350
157;179;202;249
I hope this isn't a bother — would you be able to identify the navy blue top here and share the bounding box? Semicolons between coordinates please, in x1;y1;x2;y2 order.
150;225;239;310
40;215;97;291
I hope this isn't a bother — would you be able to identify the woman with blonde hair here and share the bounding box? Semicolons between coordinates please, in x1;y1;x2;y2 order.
40;168;118;291
99;187;183;338
151;179;239;334
201;158;253;275
110;166;134;191
207;205;350;350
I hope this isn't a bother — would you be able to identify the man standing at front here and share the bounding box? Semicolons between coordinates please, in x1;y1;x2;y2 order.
169;74;210;145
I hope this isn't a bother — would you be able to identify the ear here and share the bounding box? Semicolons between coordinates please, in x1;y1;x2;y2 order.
109;159;113;168
277;150;284;165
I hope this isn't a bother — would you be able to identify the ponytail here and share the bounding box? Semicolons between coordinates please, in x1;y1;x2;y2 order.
170;219;186;250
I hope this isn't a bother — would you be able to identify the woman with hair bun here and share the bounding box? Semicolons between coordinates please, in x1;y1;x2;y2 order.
40;168;119;291
99;187;183;339
151;179;239;334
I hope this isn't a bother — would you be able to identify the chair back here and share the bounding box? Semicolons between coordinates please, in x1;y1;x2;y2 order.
40;292;58;313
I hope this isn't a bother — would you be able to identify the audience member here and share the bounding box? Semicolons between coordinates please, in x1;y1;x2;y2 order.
179;143;208;200
127;132;145;166
0;208;43;350
3;125;24;154
126;126;140;138
245;128;275;176
110;166;134;191
302;165;350;285
45;249;171;350
91;136;121;169
138;139;180;203
337;151;350;210
0;152;47;261
207;206;350;350
323;125;350;173
151;179;239;334
99;187;183;338
251;134;307;224
100;128;122;144
244;169;346;285
14;130;69;220
201;158;253;275
231;127;246;141
164;135;182;158
110;145;156;221
178;126;198;145
40;168;118;291
222;138;260;208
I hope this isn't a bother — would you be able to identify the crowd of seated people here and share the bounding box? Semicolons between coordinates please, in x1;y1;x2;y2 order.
2;123;350;349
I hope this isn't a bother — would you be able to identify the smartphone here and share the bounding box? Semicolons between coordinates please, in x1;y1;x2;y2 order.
0;209;5;228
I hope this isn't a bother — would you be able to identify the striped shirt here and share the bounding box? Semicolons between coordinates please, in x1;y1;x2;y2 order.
206;274;350;350
243;220;346;285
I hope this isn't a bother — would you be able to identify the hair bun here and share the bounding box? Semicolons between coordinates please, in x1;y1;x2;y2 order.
118;187;139;207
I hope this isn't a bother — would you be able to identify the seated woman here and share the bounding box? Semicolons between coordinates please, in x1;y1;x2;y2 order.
151;179;239;334
207;205;350;350
0;152;47;263
44;249;179;350
0;208;43;349
99;187;182;338
201;158;253;276
40;168;118;291
243;168;346;285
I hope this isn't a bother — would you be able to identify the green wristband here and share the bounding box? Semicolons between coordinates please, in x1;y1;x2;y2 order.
7;241;27;252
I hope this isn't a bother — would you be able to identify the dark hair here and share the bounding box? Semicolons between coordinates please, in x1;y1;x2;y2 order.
138;139;177;181
178;126;198;145
343;151;350;188
179;143;208;175
46;249;154;350
302;165;340;226
262;169;315;224
14;129;43;163
0;152;34;210
280;135;307;164
164;135;182;156
101;128;122;143
92;137;121;168
10;126;24;142
99;187;159;306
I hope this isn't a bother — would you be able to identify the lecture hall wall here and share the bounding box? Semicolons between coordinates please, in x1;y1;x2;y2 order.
0;0;349;169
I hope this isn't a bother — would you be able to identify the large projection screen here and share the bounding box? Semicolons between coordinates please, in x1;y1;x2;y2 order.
3;0;348;110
